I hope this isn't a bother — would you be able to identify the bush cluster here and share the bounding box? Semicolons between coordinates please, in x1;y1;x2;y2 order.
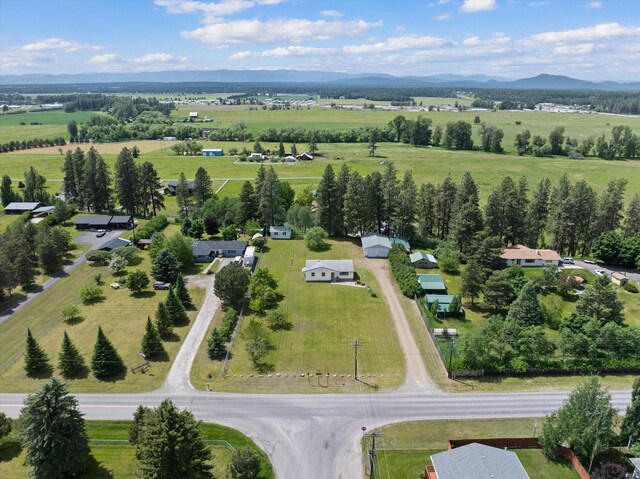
136;215;168;241
389;244;422;297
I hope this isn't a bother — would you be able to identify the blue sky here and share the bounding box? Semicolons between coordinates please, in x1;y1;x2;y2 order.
1;0;639;80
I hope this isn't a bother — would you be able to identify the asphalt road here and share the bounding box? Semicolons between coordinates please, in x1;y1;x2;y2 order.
0;389;632;478
0;229;122;324
573;259;640;283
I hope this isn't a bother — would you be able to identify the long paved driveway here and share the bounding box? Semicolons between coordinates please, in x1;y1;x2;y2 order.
0;229;122;324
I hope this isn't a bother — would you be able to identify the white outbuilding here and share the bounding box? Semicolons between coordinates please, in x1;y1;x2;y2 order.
270;225;292;239
243;246;256;267
361;233;392;258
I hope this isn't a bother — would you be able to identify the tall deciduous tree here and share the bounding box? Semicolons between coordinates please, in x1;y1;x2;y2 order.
20;378;89;479
1;174;16;207
24;328;51;376
91;326;125;379
214;262;250;305
57;331;85;377
114;147;138;215
135;399;213;479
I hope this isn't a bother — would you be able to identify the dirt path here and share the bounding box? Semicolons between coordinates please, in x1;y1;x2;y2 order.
361;258;436;392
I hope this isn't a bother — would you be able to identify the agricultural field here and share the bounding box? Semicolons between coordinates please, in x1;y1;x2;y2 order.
0;253;204;393
4;141;640;206
191;238;406;393
363;418;579;479
0;420;274;479
0;110;102;143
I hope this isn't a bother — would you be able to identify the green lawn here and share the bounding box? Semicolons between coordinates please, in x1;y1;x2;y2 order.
364;418;579;479
191;238;405;393
0;110;102;143
0;254;204;393
0;420;274;479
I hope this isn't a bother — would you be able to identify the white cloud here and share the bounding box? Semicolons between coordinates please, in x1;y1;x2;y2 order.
463;34;511;46
230;46;336;59
433;13;452;20
439;0;452;4
459;0;497;13
524;23;640;45
586;1;602;8
21;38;102;52
320;9;342;17
343;35;449;54
131;53;175;63
552;43;596;55
527;1;549;6
154;0;283;17
87;53;120;64
182;18;382;45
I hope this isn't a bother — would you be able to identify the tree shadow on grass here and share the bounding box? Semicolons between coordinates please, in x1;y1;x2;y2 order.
95;368;128;383
308;242;331;253
65;315;85;326
0;441;22;463
254;361;275;374
162;332;181;343
131;290;156;299
26;366;53;380
148;351;170;363
61;366;90;380
80;454;116;479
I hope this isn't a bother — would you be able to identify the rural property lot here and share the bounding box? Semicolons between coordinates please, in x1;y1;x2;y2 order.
191;238;406;393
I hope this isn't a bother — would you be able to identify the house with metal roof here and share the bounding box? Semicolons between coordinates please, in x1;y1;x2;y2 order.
426;294;463;317
192;240;248;262
4;202;41;214
391;236;411;252
361;233;392;258
270;225;292;239
417;274;447;293
301;260;354;282
32;205;55;216
410;251;438;269
99;237;132;251
429;443;530;479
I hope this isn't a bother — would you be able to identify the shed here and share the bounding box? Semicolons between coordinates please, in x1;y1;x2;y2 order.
203;148;223;157
301;259;354;282
270;225;292;239
296;152;314;161
243;246;256;267
611;272;629;286
417;274;447;293
4;202;41;214
32;205;55;217
430;442;530;479
426;294;463;317
99;237;132;251
391;236;411;252
410;251;438;269
189;111;198;118
361;233;392;258
137;239;152;250
74;215;112;230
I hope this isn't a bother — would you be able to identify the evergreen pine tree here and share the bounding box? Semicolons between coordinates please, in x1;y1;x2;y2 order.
619;376;640;447
155;301;173;339
461;259;484;305
165;288;188;325
20;378;89;479
129;405;150;445
24;328;50;376
91;326;125;379
141;317;165;359
175;274;193;308
505;281;545;326
207;328;226;360
58;331;85;377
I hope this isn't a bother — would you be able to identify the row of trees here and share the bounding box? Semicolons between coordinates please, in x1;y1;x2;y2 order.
12;378;262;479
1;167;53;206
0;136;66;153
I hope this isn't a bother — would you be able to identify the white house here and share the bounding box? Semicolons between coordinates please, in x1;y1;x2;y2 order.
410;251;438;269
500;244;562;267
270;225;292;239
301;260;354;282
361;233;392;258
243;246;256;267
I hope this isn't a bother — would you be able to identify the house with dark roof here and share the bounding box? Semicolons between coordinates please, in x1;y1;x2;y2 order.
4;202;41;214
192;240;248;262
74;215;112;230
301;260;354;282
32;205;55;217
410;251;438;269
361;233;392;258
164;180;195;196
99;237;132;251
109;215;133;229
428;443;530;479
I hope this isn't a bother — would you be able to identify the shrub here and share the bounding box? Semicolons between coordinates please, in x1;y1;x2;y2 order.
305;226;328;251
266;309;291;331
61;304;81;322
86;250;111;264
388;244;422;297
80;285;104;304
136;215;168;241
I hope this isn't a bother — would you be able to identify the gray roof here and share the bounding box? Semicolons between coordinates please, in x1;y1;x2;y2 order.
431;443;529;479
361;234;392;250
270;225;291;232
410;251;437;264
110;215;132;223
4;202;41;211
192;240;248;255
75;215;112;225
100;237;132;251
631;458;640;469
301;259;354;273
32;205;55;214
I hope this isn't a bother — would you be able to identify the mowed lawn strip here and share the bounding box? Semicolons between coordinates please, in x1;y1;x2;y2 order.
364;418;579;479
0;420;274;479
194;238;405;392
0;255;204;393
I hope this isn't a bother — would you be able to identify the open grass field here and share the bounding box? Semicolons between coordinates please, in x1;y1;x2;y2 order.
0;420;274;479
191;237;405;393
0;110;102;143
4;140;640;206
363;418;579;479
0;254;204;393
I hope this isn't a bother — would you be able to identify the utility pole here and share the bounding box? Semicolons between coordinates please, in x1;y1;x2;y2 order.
352;338;362;379
364;432;383;479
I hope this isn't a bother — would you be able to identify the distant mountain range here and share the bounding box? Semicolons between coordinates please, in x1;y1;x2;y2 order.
1;70;639;91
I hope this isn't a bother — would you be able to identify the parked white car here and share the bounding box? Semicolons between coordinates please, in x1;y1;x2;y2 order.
594;269;608;276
